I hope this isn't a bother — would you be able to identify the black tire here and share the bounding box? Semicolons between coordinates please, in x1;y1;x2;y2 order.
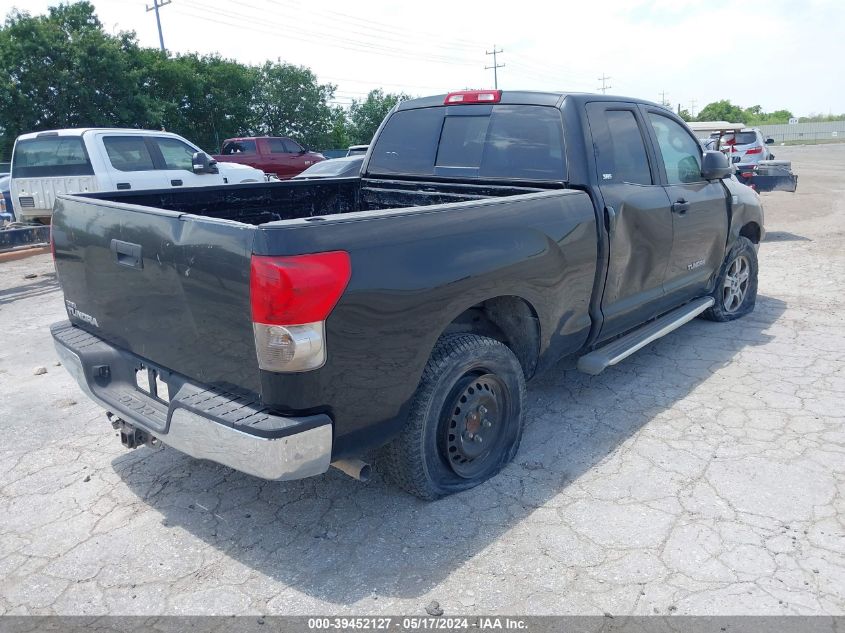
702;236;758;322
379;334;526;500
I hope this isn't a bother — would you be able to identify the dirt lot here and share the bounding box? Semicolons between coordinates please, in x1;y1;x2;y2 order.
0;144;843;616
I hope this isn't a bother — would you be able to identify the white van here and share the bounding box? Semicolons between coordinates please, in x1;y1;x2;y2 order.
10;128;265;222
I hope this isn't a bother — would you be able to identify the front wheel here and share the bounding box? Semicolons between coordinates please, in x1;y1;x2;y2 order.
702;236;759;322
379;334;526;500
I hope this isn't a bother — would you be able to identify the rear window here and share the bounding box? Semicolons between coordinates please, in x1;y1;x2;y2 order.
722;132;758;146
12;137;94;178
368;105;566;181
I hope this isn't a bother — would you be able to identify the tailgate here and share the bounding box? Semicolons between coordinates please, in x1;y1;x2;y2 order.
52;194;260;392
13;176;98;215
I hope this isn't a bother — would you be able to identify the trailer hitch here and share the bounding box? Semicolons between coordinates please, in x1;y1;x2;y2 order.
106;412;162;450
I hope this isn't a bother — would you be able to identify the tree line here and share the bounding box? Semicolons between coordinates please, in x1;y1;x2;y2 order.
0;2;408;160
3;3;842;161
678;100;844;126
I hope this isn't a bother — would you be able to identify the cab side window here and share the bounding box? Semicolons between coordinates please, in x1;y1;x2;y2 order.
648;114;703;184
154;137;196;171
103;136;155;172
600;110;653;185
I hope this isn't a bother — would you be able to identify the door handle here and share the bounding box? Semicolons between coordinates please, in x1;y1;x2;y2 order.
170;179;183;186
116;182;131;190
110;239;143;270
604;205;617;234
672;199;690;214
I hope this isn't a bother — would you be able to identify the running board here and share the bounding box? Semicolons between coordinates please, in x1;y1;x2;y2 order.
577;297;715;375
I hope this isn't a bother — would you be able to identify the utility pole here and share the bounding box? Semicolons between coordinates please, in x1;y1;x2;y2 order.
659;90;670;107
485;46;504;90
689;99;697;118
597;73;612;94
146;0;172;53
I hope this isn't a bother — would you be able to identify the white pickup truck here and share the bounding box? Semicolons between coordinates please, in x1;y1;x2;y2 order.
10;128;266;222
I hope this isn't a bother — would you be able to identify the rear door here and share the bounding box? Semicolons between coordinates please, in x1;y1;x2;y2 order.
97;134;169;191
585;102;675;341
641;108;729;306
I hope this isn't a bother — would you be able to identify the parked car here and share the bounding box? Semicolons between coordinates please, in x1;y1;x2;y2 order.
292;155;364;179
213;136;325;179
718;129;775;165
346;144;369;156
0;173;12;221
50;90;763;499
10;129;265;223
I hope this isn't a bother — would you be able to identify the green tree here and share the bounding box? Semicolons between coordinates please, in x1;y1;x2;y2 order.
695;100;746;123
139;51;257;152
0;2;150;158
251;62;337;149
348;89;409;145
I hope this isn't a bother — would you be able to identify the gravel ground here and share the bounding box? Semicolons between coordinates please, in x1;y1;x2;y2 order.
0;144;843;616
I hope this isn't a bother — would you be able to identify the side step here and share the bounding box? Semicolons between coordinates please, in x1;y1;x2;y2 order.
577;297;715;375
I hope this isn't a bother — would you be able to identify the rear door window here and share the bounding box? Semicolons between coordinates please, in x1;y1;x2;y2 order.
221;140;256;154
103;136;156;171
369;105;566;181
593;110;653;185
12;137;94;178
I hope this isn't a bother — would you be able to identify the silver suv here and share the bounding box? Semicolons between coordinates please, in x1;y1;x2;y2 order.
719;129;775;166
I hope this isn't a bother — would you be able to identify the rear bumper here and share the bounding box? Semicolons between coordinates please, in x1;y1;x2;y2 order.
51;321;333;481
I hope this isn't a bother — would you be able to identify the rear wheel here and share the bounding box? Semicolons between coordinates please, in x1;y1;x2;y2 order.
380;334;526;500
702;236;758;322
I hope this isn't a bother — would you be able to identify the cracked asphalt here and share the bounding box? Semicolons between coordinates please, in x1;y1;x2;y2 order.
0;144;843;616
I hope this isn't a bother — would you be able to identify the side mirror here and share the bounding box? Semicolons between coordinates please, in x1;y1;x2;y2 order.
701;150;732;180
765;138;774;145
192;151;219;174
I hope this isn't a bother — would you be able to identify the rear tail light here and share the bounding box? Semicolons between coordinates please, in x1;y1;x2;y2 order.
745;147;763;155
444;90;502;105
250;251;351;372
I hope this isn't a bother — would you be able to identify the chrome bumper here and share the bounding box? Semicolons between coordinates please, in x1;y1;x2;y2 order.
53;337;333;482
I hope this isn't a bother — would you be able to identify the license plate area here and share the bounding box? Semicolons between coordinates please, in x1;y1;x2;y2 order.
135;364;170;403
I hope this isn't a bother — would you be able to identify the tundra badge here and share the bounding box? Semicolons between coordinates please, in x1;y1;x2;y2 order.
65;300;100;327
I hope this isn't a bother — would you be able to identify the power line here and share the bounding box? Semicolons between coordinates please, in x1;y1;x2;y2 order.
689;99;698;117
485;46;504;90
145;0;171;53
597;73;612;94
659;90;670;107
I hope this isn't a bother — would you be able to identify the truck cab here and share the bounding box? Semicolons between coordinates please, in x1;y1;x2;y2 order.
10;128;265;222
214;136;326;179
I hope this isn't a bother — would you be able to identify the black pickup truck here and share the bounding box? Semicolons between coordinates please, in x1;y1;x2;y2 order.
51;90;764;499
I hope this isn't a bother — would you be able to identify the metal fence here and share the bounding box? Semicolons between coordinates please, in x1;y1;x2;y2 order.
757;121;845;144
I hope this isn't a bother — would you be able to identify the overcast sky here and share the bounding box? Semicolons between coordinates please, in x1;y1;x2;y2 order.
2;0;843;116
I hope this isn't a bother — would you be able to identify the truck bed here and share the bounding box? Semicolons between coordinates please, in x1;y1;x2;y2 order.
80;177;553;225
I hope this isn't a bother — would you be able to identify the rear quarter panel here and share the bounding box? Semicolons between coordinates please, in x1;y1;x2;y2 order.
253;188;599;457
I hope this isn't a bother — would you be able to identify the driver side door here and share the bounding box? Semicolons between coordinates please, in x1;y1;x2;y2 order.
151;136;225;188
640;108;729;307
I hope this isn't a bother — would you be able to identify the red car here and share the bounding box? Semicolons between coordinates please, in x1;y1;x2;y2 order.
213;136;325;179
